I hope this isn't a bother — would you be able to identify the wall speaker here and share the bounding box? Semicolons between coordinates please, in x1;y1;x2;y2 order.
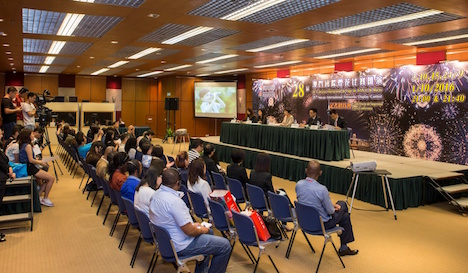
165;98;179;110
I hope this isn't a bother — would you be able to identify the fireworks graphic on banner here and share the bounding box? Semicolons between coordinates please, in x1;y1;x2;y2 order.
390;100;407;118
443;115;468;165
369;114;403;155
441;104;459;120
403;124;442;161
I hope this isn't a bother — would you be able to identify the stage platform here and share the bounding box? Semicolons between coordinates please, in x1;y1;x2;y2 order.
201;136;468;210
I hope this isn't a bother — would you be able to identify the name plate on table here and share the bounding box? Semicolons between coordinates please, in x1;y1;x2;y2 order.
245;120;252;124
290;123;299;128
309;125;319;130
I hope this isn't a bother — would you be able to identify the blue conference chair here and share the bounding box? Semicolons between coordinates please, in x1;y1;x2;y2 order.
148;223;205;273
246;183;270;215
187;190;211;222
110;188;127;237
227;178;249;208
120;197;140;250
208;199;254;263
103;179;118;225
268;191;297;256
294;201;345;273
178;184;191;209
212;172;227;190
231;210;280;273
133;208;155;269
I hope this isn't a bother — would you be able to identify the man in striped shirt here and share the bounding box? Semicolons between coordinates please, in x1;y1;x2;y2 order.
188;138;203;164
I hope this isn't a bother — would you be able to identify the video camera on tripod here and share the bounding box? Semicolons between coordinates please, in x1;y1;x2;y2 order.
35;89;57;126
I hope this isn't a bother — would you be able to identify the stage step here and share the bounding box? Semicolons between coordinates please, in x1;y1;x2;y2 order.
2;194;31;203
439;184;468;194
451;198;468;208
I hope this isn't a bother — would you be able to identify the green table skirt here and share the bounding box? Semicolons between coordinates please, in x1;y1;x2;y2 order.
220;122;350;161
210;142;459;210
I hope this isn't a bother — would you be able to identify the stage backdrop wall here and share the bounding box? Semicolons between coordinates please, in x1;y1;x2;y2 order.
253;62;468;165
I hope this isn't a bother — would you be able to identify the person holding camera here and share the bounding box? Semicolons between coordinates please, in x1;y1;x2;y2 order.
2;87;22;139
22;93;37;130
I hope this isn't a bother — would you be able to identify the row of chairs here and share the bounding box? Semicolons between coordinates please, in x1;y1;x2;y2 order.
56;138;346;273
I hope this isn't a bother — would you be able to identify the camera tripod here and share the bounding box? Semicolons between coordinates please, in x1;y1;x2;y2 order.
40;123;63;181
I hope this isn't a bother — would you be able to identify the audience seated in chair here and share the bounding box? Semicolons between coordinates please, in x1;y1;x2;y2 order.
134;166;162;217
85;141;104;167
188;138;203;164
249;152;275;198
202;144;224;175
96;147;115;180
295;160;358;256
108;152;129;191
227;148;249;188
124;137;137;159
187;158;212;212
5;125;23;163
149;169;231;273
175;151;189;183
120;159;142;201
152;144;174;169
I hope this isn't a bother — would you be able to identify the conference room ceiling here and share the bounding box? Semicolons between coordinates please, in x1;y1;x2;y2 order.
1;0;468;78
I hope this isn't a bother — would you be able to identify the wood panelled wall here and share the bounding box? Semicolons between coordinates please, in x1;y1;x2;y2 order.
24;74;59;96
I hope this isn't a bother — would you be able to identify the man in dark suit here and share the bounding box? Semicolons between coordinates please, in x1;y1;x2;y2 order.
329;109;347;130
307;108;322;126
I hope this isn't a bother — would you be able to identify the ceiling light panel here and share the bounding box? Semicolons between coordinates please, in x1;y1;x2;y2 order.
137;71;164;78
24;55;76;65
91;68;110;75
24;65;65;73
140;24;239;47
93;59;143;69
23;8;122;37
305;3;464;37
23;38;92;55
112;46;180;60
214;68;248;74
233;36;327;54
73;0;145;7
189;0;339;24
184;53;252;64
390;28;468;48
164;64;192;71
253;60;303;68
305;47;391;59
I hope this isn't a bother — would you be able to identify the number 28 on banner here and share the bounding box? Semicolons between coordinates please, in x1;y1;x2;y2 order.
293;83;304;98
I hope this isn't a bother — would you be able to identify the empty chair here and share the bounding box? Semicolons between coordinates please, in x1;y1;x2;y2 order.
246;183;270;215
268;191;297;257
187;190;210;222
294;201;345;273
231;210;280;273
120;197;140;250
212;172;227;190
110;189;127;237
148;223;204;273
228;177;249;208
208;199;254;263
133;207;156;269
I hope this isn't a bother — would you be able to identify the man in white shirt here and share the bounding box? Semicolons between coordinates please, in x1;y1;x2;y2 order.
22;92;37;130
149;169;231;273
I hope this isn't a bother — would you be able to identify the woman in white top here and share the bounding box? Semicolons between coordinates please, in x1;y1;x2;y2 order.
187;158;212;211
134;165;163;216
281;109;294;127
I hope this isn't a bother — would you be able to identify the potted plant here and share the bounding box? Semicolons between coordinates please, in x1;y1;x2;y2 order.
166;128;174;144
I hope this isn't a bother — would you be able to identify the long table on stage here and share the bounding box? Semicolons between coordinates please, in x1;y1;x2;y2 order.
220;122;350;161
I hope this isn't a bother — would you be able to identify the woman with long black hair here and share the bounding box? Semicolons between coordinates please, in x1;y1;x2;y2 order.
0;128;16;242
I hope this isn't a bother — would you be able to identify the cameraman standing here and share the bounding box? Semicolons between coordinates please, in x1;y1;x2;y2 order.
2;87;22;140
22;92;37;130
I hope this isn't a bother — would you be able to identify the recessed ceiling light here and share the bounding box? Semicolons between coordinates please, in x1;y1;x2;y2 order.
108;60;129;68
5;51;11;54
403;34;468;46
91;68;110;75
137;71;164;77
253;60;302;68
12;68;15;70
214;68;248;74
0;32;6;36
161;60;166;64
3;43;9;47
39;66;49;73
8;57;13;60
201;48;207;51
327;10;442;35
196;54;238;64
0;19;3;22
315;48;381;59
48;41;66;55
127;47;161;59
135;68;139;71
221;0;286;21
162;27;214;44
90;56;95;59
246;39;309;52
111;41;118;44
10;63;14;66
164;64;192;71
77;65;81;68
196;74;210;77
147;13;160;18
